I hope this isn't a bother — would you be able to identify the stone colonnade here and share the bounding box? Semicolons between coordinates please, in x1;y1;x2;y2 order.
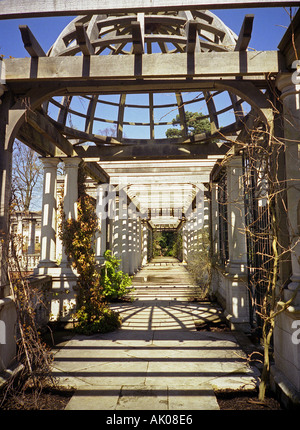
181;192;209;265
35;159;152;320
210;155;249;332
271;74;300;399
111;197;145;275
210;72;300;400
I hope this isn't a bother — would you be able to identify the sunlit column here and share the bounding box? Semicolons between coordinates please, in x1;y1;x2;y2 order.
27;215;36;255
226;155;247;275
273;73;300;395
141;221;148;266
112;196;123;268
211;182;219;258
95;184;107;264
128;207;134;275
225;155;249;329
60;157;81;268
277;73;300;303
38;158;59;268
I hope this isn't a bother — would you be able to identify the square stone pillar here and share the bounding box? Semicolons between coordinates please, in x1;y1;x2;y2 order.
132;215;138;273
224;155;250;331
141;221;148;266
120;217;129;273
277;74;300;304
127;207;135;275
226;156;248;275
210;182;220;296
0;96;12;288
182;221;188;263
27;215;36;255
271;74;300;403
211;183;219;259
112;196;123;268
133;216;142;272
16;211;24;257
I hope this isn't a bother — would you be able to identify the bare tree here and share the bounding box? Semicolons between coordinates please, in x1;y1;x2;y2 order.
11;140;43;212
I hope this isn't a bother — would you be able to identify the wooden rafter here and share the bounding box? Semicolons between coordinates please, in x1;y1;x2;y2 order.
19;25;46;57
234;14;254;51
75;140;229;161
75;22;95;56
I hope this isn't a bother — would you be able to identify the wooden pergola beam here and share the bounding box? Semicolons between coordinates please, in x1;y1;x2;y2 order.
186;20;198;54
26;110;75;156
18;121;58;157
0;0;297;19
75;141;229;161
19;25;46;57
234;14;255;51
4;50;284;82
83;161;110;183
18;112;110;182
75;22;95;56
132;20;144;55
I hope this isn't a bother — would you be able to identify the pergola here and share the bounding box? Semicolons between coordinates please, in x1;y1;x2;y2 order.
1;0;300;403
0;5;283;242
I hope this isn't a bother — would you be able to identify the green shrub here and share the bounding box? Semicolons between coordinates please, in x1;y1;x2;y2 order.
101;250;134;301
58;164;122;335
74;306;122;335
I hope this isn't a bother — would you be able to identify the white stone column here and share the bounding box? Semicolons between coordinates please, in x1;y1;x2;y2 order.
38;158;59;268
132;216;138;273
211;183;219;258
120;217;129;273
136;217;142;271
182;220;188;263
271;74;300;398
141;221;148;266
210;182;220;297
112;196;123;268
63;157;81;220
95;184;107;264
16;212;23;256
60;157;81;268
277;74;300;303
226;156;248;275
127;207;135;275
27;215;36;255
224;155;249;330
0;94;12;287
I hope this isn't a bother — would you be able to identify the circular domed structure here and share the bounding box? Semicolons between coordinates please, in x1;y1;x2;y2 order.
44;10;249;145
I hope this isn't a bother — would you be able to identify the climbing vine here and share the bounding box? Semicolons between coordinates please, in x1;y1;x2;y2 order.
58;164;122;335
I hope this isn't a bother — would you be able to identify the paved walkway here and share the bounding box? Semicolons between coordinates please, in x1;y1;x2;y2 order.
51;258;260;410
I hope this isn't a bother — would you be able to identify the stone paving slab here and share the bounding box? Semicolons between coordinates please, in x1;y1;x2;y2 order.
52;300;260;410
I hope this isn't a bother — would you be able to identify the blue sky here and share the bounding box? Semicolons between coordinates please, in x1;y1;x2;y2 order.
0;7;297;57
0;6;297;210
1;6;297;140
0;6;298;141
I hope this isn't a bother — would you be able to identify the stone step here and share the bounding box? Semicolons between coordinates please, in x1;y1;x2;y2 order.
127;285;203;300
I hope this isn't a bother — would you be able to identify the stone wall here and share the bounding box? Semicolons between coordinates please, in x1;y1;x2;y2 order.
0;296;17;372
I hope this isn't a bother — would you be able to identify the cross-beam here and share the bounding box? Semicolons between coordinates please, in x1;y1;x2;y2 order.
0;0;298;19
